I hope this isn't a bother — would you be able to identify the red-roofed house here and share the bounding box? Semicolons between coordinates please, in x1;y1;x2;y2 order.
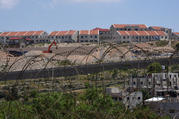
78;30;99;43
111;24;148;32
92;28;111;42
149;26;172;39
111;31;167;43
110;24;148;42
49;30;78;43
0;31;48;44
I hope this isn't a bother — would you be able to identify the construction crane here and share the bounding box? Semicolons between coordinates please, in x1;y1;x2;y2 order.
43;40;57;53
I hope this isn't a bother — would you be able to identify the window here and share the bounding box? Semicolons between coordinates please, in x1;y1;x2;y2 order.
112;97;118;101
90;36;93;38
85;36;88;38
95;36;97;38
138;97;141;100
123;36;126;39
133;82;136;85
169;109;175;114
127;97;130;100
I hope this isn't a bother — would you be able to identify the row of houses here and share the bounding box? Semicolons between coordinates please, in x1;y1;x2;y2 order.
0;24;178;45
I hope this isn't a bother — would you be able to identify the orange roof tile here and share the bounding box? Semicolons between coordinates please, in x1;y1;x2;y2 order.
90;30;99;35
92;28;110;32
49;30;76;36
117;31;166;36
49;31;58;36
66;30;76;35
113;24;147;29
0;32;10;37
79;30;89;35
150;26;163;30
174;32;179;35
156;31;166;36
0;31;45;37
8;32;18;36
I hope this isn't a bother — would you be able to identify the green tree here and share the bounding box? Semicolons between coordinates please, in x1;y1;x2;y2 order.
147;62;162;74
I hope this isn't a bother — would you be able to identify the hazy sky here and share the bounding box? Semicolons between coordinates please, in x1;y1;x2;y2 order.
0;0;178;32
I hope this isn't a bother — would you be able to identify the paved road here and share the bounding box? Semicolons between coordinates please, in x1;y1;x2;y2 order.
0;57;178;81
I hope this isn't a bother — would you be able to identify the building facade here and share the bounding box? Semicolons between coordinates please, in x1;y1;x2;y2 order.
49;30;78;43
92;28;111;42
0;31;48;44
149;26;172;39
129;73;179;90
78;30;99;43
112;30;168;43
106;87;143;109
171;32;179;40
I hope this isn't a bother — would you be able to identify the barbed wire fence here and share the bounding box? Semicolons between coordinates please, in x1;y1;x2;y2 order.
0;42;178;118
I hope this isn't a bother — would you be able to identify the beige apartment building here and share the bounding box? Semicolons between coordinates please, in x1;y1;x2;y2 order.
149;26;172;39
111;30;168;43
78;30;99;43
49;30;78;43
0;31;48;44
92;28;111;42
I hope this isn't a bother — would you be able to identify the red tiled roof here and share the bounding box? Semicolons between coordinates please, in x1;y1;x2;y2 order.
49;30;77;36
67;30;76;35
0;31;45;37
92;28;110;32
117;31;166;36
79;30;89;35
0;32;10;37
49;31;58;36
56;31;68;36
150;26;163;30
79;30;99;35
113;24;147;29
90;30;99;35
174;32;179;35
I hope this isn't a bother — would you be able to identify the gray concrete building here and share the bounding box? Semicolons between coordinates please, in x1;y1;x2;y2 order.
171;32;179;40
106;87;143;109
129;73;179;90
